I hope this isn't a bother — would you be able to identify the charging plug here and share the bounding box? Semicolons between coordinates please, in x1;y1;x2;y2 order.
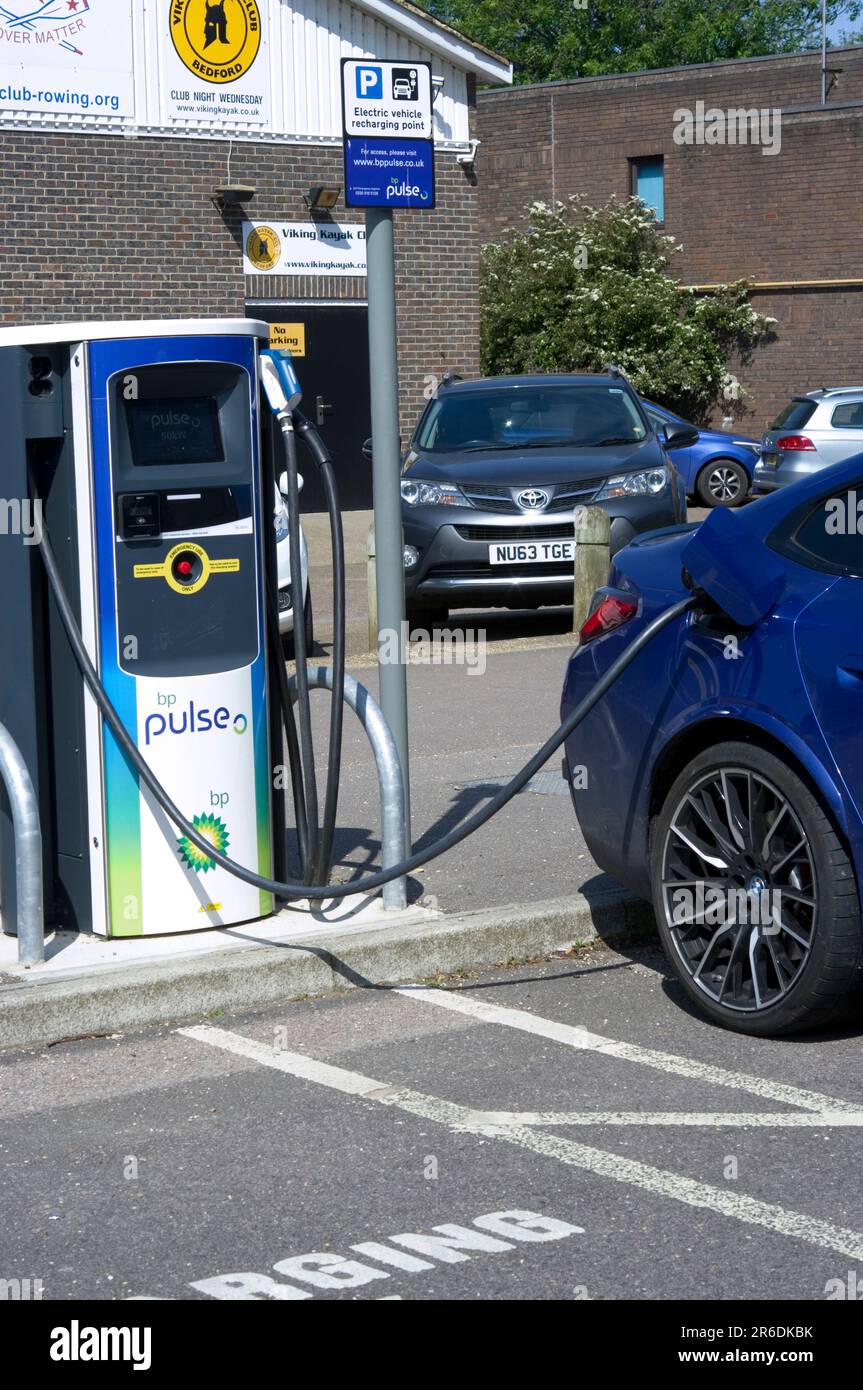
259;349;302;415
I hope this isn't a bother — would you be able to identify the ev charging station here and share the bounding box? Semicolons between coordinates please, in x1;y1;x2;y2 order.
0;321;279;938
0;314;696;973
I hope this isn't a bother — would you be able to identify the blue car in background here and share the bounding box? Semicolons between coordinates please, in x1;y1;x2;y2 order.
643;400;761;508
561;456;863;1035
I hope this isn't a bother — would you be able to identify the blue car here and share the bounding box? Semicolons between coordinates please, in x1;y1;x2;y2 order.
561;456;863;1035
643;400;761;508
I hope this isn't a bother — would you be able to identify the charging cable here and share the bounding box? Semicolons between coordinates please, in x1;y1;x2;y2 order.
35;498;694;901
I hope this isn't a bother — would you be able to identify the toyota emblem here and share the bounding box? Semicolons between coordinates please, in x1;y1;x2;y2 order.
517;488;550;511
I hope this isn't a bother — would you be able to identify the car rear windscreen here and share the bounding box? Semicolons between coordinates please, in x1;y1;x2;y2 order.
770;400;817;431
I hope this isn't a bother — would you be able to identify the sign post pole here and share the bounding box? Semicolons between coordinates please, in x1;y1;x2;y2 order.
341;57;436;874
365;205;411;855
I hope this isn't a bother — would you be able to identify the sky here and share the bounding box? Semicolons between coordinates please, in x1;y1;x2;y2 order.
827;6;861;41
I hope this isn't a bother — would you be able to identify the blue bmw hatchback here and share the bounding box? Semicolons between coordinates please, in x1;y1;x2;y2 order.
562;456;863;1034
642;400;761;507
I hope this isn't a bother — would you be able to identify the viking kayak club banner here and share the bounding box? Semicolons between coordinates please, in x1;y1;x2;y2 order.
0;1;135;119
165;0;270;127
0;1;467;144
0;0;273;134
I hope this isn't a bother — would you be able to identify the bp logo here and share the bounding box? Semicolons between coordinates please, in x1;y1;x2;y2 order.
170;0;261;85
245;224;280;272
178;812;230;874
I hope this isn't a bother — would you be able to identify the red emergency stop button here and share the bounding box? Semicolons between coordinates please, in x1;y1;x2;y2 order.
171;551;200;586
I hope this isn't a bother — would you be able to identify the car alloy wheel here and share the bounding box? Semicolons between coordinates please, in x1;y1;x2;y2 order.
699;460;747;507
658;765;815;1013
651;741;862;1035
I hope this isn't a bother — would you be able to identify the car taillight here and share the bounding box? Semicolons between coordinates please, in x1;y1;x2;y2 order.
578;594;638;645
775;435;815;451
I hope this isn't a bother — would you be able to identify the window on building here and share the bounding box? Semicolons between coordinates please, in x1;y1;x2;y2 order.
630;156;665;222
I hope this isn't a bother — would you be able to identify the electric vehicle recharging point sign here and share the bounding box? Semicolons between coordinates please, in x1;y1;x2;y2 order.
341;58;435;210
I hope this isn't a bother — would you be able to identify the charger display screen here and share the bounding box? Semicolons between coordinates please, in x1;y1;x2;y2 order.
126;397;224;466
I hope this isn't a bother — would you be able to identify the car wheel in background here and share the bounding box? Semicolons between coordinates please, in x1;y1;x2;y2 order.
650;741;862;1035
696;459;749;507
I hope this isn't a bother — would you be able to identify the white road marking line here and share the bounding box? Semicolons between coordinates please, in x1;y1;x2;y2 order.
474;1124;863;1261
393;986;862;1114
178;1024;469;1127
454;1110;863;1128
181;1024;863;1262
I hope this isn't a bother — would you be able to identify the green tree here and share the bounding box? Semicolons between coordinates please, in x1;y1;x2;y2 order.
419;0;861;84
481;196;774;421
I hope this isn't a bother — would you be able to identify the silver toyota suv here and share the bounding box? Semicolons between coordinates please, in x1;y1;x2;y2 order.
755;387;863;492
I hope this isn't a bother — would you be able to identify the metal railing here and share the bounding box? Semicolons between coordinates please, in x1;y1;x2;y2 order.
0;721;44;965
287;666;407;910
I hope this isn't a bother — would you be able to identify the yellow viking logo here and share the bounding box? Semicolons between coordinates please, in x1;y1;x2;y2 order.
245;224;281;272
170;0;261;84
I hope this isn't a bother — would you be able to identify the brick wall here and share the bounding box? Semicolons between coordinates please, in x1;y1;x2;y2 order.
0;123;481;440
476;48;863;430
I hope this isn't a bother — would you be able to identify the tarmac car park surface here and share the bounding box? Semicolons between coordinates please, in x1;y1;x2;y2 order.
2;942;861;1302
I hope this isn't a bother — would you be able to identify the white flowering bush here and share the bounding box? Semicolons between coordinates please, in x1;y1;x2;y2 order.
480;196;774;422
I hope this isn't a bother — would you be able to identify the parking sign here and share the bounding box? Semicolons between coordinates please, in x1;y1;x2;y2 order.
341;58;435;209
341;58;434;140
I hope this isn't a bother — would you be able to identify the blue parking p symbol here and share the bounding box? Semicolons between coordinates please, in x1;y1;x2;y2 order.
356;66;383;99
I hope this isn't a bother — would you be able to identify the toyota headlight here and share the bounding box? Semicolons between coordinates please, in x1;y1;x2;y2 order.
400;479;467;507
596;466;668;500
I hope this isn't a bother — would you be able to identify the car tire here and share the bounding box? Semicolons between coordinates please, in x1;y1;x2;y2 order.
650;741;862;1036
282;590;314;660
696;459;749;508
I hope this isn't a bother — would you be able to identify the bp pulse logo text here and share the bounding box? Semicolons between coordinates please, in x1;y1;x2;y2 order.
145;696;248;745
147;407;202;432
387;181;428;200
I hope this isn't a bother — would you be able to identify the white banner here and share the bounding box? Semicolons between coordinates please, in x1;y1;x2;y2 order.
243;220;367;277
162;0;269;128
0;2;475;147
0;0;135;118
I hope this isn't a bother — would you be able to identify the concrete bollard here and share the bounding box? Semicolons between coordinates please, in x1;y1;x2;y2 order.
573;506;611;636
367;526;378;653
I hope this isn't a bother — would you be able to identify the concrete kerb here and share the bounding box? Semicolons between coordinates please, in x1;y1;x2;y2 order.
0;890;657;1051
